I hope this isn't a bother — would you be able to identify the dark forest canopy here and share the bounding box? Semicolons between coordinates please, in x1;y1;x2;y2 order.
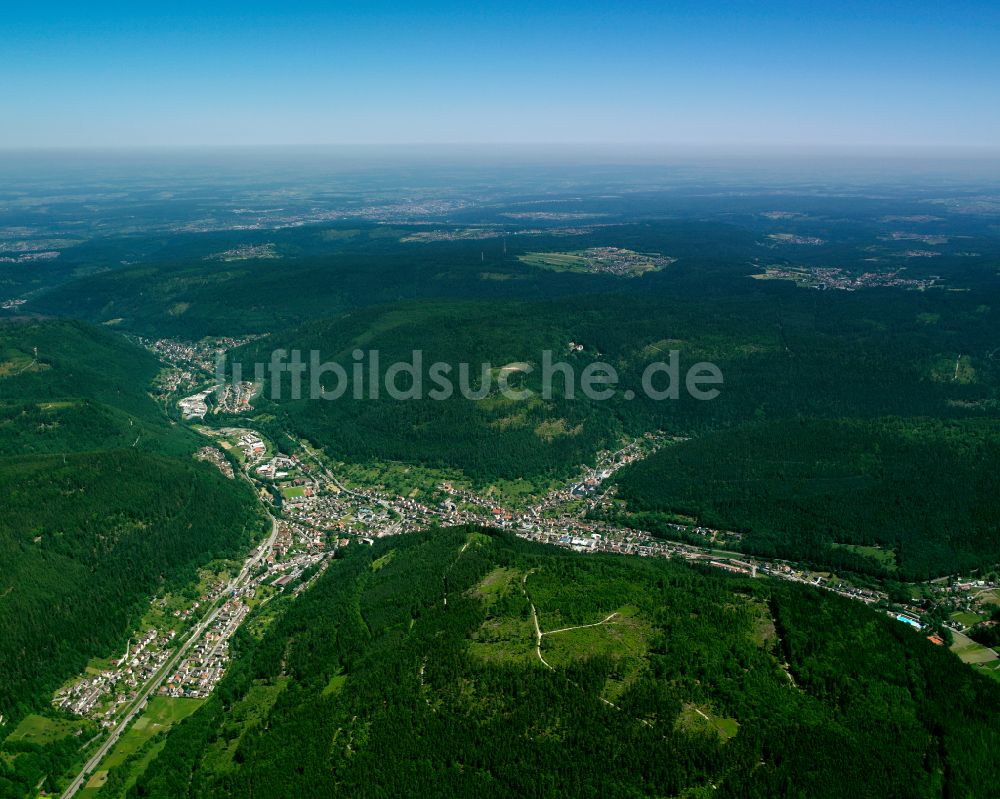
613;417;1000;579
125;528;1000;798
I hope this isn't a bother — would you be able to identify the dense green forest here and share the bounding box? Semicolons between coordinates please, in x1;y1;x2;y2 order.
25;205;1000;338
0;320;266;796
0;451;260;722
0;319;197;456
5;167;1000;798
613;417;1000;579
233;281;1000;483
115;528;1000;798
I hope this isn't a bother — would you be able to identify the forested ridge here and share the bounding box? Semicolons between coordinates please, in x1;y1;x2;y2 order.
0;451;260;722
123;528;1000;798
613;417;1000;579
0;319;197;456
237;285;1000;474
0;320;265;773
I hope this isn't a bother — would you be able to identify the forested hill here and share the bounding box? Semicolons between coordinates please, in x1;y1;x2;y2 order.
0;320;265;746
0;451;261;724
234;284;1000;485
129;528;1000;798
0;319;196;456
613;417;1000;579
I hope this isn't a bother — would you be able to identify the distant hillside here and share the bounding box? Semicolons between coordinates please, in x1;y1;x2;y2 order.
613;417;1000;579
0;319;195;456
128;528;1000;798
23;221;755;337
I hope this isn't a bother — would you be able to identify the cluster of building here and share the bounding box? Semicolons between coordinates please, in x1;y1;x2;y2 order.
282;489;401;535
759;265;941;291
765;233;825;246
402;225;602;242
0;250;60;263
161;599;249;699
349;199;472;222
881;231;949;245
215;380;257;414
178;388;213;420
177;381;256;421
54;630;174;726
578;246;675;276
195;446;234;479
270;520;325;559
254;454;298;480
203;243;279;261
501;211;602;221
159;540;333;701
142;335;263;375
233;430;267;461
516;521;885;608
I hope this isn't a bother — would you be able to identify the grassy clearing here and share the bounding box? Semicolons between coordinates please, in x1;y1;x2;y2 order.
534;418;582;441
101;698;204;770
472;567;520;606
467;622;536;666
950;631;998;666
322;673;347;697
677;704;740;741
950;610;985;628
749;599;778;648
371;551;396;571
84;770;109;790
5;714;86;746
76;699;205;798
519;251;592;272
541;608;651;702
199;679;288;773
84;656;118;676
831;543;898;570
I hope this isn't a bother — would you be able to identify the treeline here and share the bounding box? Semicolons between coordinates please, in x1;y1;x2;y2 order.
125;528;1000;798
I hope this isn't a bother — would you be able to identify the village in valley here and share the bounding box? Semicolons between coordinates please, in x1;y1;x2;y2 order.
43;332;1000;796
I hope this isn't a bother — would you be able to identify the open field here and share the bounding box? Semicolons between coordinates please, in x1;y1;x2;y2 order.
951;610;986;628
519;247;672;276
5;714;87;746
831;543;898;570
677;703;740;740
76;698;205;799
100;698;204;770
951;631;999;667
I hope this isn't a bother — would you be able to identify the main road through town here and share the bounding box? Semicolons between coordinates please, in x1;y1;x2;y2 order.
60;515;278;799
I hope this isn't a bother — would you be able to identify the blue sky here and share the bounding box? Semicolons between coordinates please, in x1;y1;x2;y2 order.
2;1;999;148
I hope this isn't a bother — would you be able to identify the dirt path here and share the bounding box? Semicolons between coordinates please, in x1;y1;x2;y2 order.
544;612;619;637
